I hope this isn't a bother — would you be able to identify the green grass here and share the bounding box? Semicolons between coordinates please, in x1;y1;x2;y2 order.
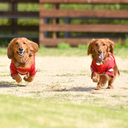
0;40;127;58
120;70;128;74
0;94;128;128
37;46;87;57
1;44;128;58
37;42;128;58
111;95;128;98
0;47;7;55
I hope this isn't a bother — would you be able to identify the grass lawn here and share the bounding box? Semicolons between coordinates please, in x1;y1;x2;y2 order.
1;44;128;58
0;94;128;128
0;44;128;128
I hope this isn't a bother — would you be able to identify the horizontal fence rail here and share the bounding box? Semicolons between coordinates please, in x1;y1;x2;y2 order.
39;38;121;47
39;0;128;4
0;12;39;18
40;10;128;19
0;26;38;31
0;0;39;2
40;24;128;33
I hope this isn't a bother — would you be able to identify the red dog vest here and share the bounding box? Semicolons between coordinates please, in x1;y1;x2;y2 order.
90;54;115;78
10;54;37;76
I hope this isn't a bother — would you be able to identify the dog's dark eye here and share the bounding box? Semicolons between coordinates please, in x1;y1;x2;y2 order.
24;42;26;44
95;44;98;46
103;44;106;46
16;42;18;45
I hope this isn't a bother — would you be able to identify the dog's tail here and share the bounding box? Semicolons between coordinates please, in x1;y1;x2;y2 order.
114;63;120;76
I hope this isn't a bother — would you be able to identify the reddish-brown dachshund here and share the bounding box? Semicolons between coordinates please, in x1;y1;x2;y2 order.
88;39;120;90
7;37;39;83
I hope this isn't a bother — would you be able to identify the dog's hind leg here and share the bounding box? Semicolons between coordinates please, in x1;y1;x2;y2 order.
107;64;119;89
100;74;109;87
107;78;114;89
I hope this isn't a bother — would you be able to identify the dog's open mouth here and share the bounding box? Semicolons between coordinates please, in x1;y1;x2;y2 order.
98;53;104;60
17;51;25;56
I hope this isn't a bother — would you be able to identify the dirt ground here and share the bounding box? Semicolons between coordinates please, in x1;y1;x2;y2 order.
0;56;128;106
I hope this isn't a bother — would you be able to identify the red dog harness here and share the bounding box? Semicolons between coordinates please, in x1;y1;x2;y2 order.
10;54;37;76
90;54;115;78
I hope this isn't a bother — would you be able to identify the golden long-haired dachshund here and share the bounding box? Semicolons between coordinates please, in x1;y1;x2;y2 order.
7;37;39;83
88;39;120;90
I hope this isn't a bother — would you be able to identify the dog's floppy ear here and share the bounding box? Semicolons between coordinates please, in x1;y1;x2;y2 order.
7;38;17;59
106;39;114;54
88;39;97;55
30;41;39;54
22;38;39;55
27;39;39;55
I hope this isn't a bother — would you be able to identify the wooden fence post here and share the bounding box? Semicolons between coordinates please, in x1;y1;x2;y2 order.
39;3;45;44
9;1;18;34
53;4;59;39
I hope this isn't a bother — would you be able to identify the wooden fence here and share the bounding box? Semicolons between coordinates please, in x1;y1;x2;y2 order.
39;0;128;46
0;0;39;43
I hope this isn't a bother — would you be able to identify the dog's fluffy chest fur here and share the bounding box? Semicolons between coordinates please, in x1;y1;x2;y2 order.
13;56;33;69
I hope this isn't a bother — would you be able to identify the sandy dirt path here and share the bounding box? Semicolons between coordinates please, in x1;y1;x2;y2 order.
0;56;128;106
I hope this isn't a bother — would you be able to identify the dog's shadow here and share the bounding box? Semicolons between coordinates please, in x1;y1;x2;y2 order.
47;86;95;92
0;82;26;88
66;87;94;92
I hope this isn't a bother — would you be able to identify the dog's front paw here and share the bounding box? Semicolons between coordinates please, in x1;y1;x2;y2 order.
24;76;34;82
12;75;22;83
92;73;100;82
24;76;28;81
107;85;114;89
95;84;102;90
16;78;22;83
92;76;99;82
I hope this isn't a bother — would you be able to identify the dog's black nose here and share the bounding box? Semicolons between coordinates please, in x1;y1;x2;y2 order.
19;47;23;52
98;50;102;54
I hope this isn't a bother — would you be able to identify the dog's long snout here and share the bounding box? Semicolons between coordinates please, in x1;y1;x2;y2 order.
19;47;23;52
98;50;102;54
